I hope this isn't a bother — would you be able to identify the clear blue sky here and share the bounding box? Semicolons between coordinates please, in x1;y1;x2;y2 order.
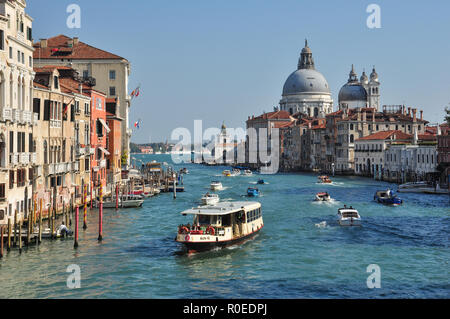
28;0;450;143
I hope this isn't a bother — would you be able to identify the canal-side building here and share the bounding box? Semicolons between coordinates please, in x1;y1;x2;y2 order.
58;67;92;205
354;130;411;178
87;87;108;195
437;126;450;188
32;66;85;215
105;97;122;188
33;35;130;166
0;0;35;225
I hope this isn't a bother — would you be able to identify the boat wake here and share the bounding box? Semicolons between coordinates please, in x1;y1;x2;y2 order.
315;221;327;228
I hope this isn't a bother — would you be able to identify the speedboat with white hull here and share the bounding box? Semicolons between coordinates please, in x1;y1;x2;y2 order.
210;181;223;191
201;193;220;205
337;207;361;226
176;201;263;253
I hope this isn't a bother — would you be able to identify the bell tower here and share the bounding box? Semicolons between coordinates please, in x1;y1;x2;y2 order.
368;66;380;110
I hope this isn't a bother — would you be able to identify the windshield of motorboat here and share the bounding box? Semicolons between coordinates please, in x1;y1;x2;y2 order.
342;211;359;218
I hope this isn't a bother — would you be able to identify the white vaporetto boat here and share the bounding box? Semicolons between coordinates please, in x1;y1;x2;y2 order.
210;181;223;191
337;207;361;226
176;201;263;253
201;193;220;205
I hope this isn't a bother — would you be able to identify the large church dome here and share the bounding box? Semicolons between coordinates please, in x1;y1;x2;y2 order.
282;68;331;96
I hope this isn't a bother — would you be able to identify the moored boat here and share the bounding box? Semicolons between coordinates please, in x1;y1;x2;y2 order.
398;181;449;194
222;170;232;177
315;192;331;201
337;206;361;226
210;181;223;191
374;189;403;206
243;169;253;176
100;195;144;208
176;201;264;253
201;193;220;205
247;187;259;197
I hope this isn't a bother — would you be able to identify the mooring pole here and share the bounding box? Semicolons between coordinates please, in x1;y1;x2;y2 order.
74;205;79;248
98;185;103;241
83;184;87;230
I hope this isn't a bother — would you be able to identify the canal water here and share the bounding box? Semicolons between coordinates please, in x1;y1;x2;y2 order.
0;154;449;298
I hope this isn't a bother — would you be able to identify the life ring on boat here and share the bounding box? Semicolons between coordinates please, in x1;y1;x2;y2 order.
206;226;215;236
185;234;190;241
179;226;189;234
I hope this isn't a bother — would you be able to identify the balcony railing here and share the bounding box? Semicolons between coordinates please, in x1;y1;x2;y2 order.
76;145;86;156
50;120;62;128
23;110;32;124
30;153;37;164
9;153;18;166
20;152;29;165
72;161;80;172
12;109;21;123
33;113;39;125
100;159;106;168
1;108;12;121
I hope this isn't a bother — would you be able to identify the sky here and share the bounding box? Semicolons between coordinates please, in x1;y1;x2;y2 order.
27;0;450;143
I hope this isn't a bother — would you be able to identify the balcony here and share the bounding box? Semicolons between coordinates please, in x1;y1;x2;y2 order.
72;161;80;172
33;113;39;125
100;159;106;168
20;152;29;165
30;153;37;165
23;110;32;124
50;120;62;128
90;148;95;155
9;153;18;166
12;109;21;123
1;108;12;121
76;145;86;156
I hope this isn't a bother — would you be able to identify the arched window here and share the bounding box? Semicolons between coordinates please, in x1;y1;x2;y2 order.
350;134;354;143
314;107;319;117
9;74;13;108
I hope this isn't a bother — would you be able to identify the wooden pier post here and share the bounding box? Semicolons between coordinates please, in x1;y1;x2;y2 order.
90;182;93;210
115;183;119;210
74;205;79;248
18;219;22;254
69;196;73;226
83;184;87;230
13;210;17;247
38;199;42;244
0;226;3;258
26;215;31;246
7;218;11;252
98;185;103;241
173;174;177;199
51;205;55;239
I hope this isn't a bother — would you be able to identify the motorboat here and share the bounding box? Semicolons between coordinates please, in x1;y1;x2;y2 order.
242;170;253;176
374;190;403;206
222;170;232;177
315;192;331;201
232;169;241;176
247;187;260;197
257;179;265;185
210;181;223;191
176;201;263;253
337;207;361;226
318;175;332;183
201;193;220;205
100;194;144;208
181;168;189;174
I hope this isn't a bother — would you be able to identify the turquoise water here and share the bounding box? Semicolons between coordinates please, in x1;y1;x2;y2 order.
0;154;449;298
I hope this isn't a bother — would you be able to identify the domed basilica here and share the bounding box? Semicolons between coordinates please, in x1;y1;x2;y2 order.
279;40;333;117
279;40;381;117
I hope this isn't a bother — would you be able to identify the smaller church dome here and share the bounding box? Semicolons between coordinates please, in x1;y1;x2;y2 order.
370;67;378;82
360;70;368;85
338;83;368;102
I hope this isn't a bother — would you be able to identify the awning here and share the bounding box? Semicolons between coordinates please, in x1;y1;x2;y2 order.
98;147;110;155
99;118;111;133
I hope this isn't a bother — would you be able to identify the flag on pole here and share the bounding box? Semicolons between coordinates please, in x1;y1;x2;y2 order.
134;119;141;129
130;85;141;99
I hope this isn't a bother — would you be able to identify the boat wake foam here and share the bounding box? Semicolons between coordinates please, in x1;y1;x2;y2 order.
315;221;327;228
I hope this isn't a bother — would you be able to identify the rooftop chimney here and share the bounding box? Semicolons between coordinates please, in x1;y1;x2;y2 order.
73;37;79;45
412;108;417;122
408;107;411;117
420;110;423;121
40;39;48;48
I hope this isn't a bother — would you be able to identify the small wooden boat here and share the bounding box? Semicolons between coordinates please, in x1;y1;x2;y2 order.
222;170;232;176
247;187;259;197
337;207;361;226
176;201;264;253
100;195;144;208
374;190;402;205
201;193;220;205
210;181;223;191
315;192;331;201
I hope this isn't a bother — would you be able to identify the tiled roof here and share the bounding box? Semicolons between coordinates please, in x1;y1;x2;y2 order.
357;130;412;141
249;110;292;121
33;35;126;60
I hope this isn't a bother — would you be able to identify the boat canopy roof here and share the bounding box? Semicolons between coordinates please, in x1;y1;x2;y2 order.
181;201;260;216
